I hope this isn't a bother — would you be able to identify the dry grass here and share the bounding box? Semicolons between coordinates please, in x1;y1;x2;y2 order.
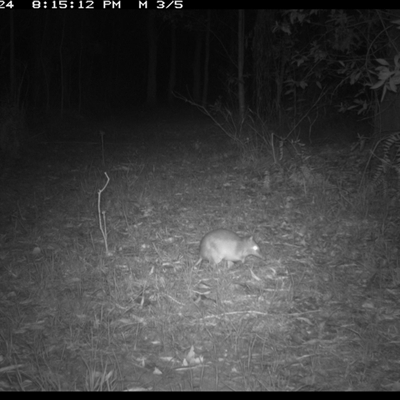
0;112;399;391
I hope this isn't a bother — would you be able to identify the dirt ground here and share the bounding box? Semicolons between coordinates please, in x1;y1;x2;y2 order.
0;108;399;391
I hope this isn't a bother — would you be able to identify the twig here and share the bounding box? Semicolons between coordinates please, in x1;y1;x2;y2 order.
98;172;112;256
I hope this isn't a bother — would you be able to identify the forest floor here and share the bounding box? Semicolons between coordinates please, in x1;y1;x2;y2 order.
0;107;399;391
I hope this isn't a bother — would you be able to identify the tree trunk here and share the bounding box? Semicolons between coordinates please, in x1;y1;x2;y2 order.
376;92;400;133
201;10;211;106
59;14;66;114
168;24;176;104
238;9;245;119
193;29;202;103
9;10;15;102
146;10;157;105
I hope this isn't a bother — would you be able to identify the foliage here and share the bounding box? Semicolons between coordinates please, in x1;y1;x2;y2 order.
271;9;400;119
371;53;400;101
